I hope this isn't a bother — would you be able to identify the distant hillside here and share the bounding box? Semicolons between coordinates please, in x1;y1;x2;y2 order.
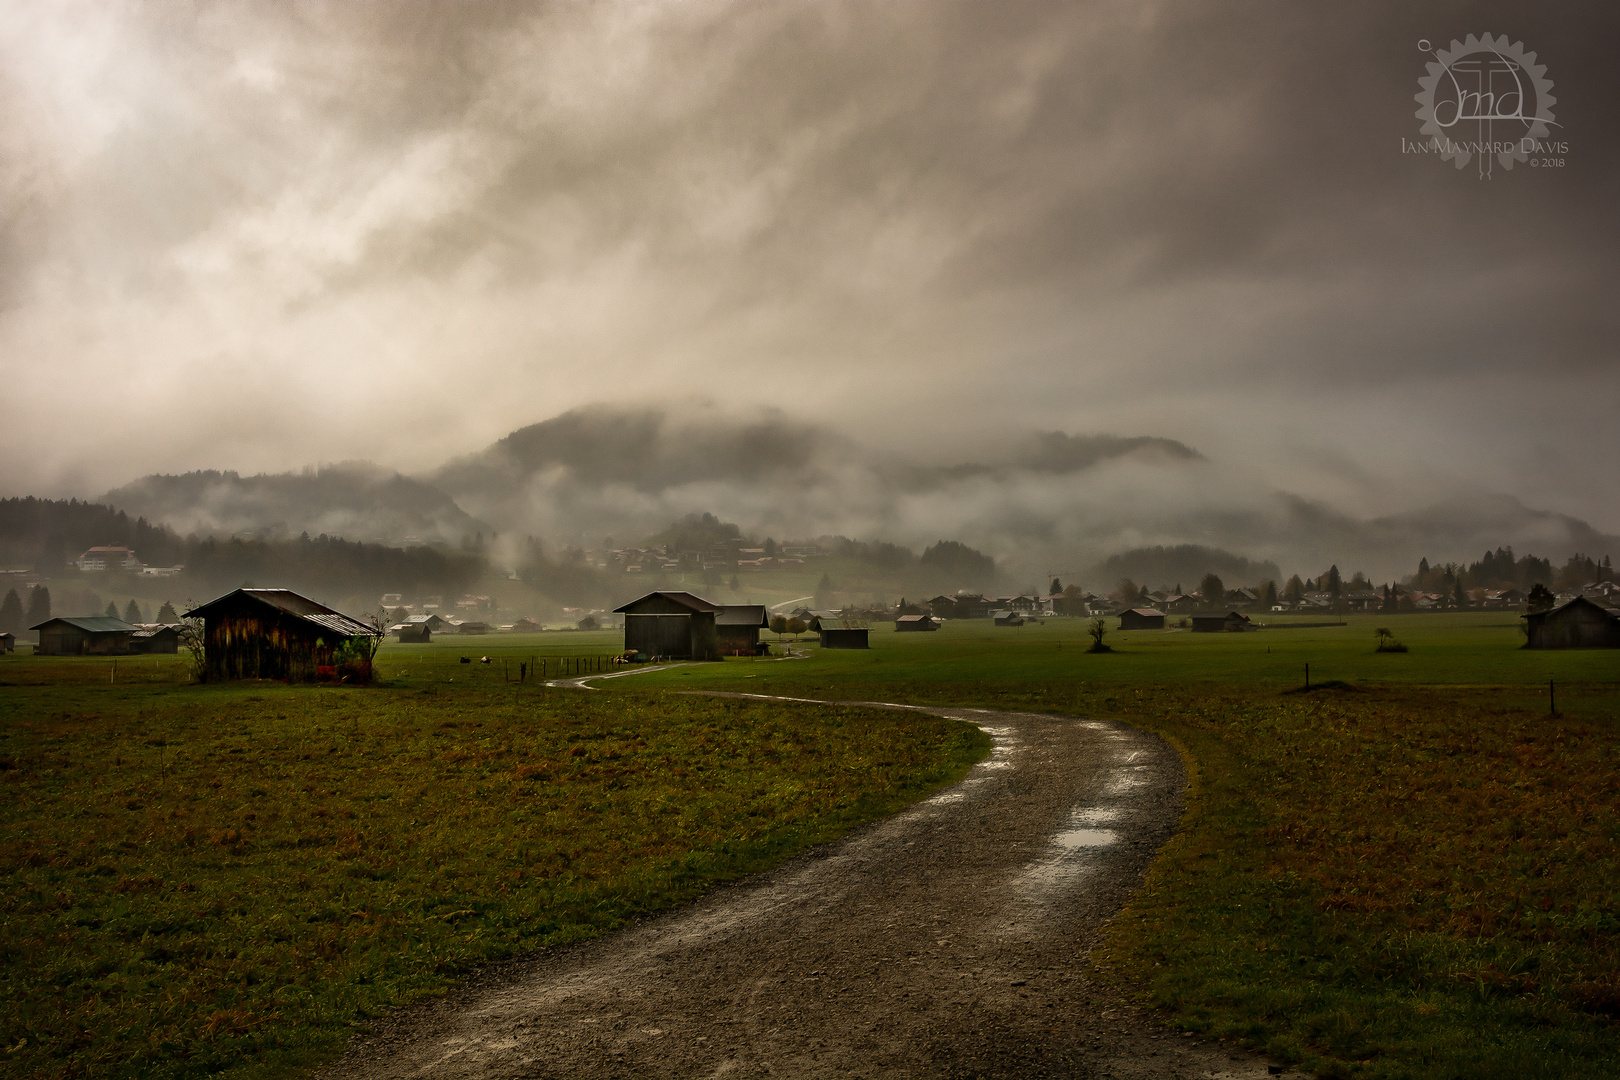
102;464;490;547
0;497;187;571
1091;545;1282;592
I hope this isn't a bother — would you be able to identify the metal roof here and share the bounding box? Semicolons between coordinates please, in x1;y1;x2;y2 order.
716;605;769;627
185;589;375;637
30;615;137;633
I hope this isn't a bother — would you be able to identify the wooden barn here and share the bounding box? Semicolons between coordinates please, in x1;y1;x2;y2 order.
613;591;722;660
1118;607;1166;630
31;615;137;655
0;632;15;654
716;605;770;655
130;624;181;653
1191;611;1253;633
818;618;870;649
1523;596;1620;649
991;610;1025;627
894;614;940;632
184;588;376;682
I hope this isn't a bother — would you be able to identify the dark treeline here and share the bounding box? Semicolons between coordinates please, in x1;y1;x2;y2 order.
0;498;483;610
0;497;188;570
1407;547;1609;594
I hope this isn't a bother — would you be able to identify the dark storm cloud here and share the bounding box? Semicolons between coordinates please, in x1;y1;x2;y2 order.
1;0;1616;547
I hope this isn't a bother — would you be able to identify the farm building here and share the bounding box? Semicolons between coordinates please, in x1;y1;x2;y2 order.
613;591;722;660
1118;608;1166;630
184;588;376;682
130;624;180;653
1191;611;1253;633
390;620;431;643
895;614;940;632
0;632;14;653
716;605;770;655
31;616;138;655
1522;596;1620;649
818;618;870;649
510;617;541;632
991;610;1025;627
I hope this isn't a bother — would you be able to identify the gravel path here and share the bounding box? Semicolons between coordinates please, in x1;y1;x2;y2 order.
322;699;1303;1079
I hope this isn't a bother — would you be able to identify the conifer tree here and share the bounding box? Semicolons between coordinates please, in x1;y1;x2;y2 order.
157;601;178;623
26;586;51;633
124;599;143;624
0;589;22;635
105;601;120;618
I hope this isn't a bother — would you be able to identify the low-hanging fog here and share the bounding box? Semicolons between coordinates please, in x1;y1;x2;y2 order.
3;2;1617;578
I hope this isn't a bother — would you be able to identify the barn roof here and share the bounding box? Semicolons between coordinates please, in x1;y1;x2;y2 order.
1123;607;1166;617
184;589;375;637
29;615;136;633
716;605;769;627
612;591;724;614
1524;594;1620;623
895;614;938;623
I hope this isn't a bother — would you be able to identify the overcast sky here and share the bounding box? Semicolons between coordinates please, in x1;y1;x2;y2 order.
3;1;1616;531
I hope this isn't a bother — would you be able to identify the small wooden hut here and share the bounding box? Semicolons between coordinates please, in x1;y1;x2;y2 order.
130;624;181;653
818;618;870;649
30;616;137;656
1523;596;1620;649
894;614;940;632
1191;611;1253;633
184;588;376;682
716;605;770;655
1118;607;1166;630
613;591;722;660
0;632;15;654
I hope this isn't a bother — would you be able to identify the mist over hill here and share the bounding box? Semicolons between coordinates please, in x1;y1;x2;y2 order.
101;464;490;547
88;404;1619;588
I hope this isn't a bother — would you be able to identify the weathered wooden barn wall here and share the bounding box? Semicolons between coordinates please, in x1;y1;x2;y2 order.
1524;597;1620;649
614;592;722;660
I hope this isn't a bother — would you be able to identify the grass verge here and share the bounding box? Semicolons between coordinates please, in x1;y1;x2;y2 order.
0;666;986;1080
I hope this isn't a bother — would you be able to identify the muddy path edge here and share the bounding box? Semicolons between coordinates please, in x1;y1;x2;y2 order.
318;689;1306;1079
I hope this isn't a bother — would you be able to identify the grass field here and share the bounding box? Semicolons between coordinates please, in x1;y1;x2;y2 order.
3;613;1616;1079
0;650;986;1080
622;612;1619;1079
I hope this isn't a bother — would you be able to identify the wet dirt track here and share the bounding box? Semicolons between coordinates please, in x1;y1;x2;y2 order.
323;701;1302;1079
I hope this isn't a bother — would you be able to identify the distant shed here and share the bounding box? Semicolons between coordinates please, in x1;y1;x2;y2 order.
716;605;770;655
184;588;376;681
0;632;15;654
613;591;722;660
1118;608;1166;631
818;618;870;649
31;616;137;656
894;614;940;632
130;624;181;654
991;610;1025;627
1523;596;1620;649
1191;611;1252;633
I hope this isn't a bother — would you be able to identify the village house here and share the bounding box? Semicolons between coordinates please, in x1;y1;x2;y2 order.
75;546;141;572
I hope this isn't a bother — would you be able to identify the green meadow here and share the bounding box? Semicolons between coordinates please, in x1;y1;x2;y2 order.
632;612;1620;1080
2;612;1616;1079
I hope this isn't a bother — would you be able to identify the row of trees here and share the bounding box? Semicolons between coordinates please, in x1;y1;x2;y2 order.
0;587;184;637
1409;549;1608;594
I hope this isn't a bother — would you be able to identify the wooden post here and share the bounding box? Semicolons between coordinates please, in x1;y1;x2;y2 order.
1305;662;1310;690
1550;678;1555;715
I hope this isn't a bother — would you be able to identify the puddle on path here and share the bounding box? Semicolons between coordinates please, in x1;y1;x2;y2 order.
1053;828;1118;848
